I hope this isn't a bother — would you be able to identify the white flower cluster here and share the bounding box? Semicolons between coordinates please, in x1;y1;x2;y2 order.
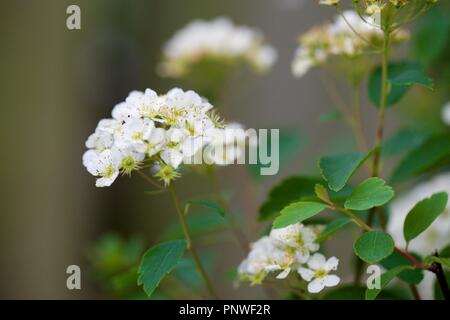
441;101;450;126
82;88;247;187
291;10;409;78
238;223;340;293
388;172;450;299
159;17;277;78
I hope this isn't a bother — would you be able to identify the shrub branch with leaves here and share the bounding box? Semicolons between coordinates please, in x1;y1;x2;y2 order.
85;1;450;300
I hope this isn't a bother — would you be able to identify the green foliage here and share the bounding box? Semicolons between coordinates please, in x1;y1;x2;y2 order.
381;251;424;284
412;7;450;65
390;134;450;184
138;240;186;297
316;217;352;243
187;199;225;217
369;62;433;108
90;233;144;277
319;151;372;192
259;176;321;221
344;178;394;211
272;201;328;229
381;128;430;158
159;213;226;241
403;192;448;242
366;266;409;300
249;129;304;179
354;231;394;263
424;256;450;269
314;184;331;204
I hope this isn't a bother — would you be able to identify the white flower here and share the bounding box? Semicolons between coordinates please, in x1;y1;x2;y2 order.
82;149;120;187
238;236;294;284
291;10;408;78
441;101;450;126
115;118;154;153
83;87;240;187
160;17;277;78
111;101;139;121
238;223;335;286
298;253;340;293
270;224;320;263
203;123;249;165
125;89;164;119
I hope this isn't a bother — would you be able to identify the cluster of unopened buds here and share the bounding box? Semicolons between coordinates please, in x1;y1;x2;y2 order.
159;17;277;78
238;223;340;293
292;9;409;77
82;88;247;187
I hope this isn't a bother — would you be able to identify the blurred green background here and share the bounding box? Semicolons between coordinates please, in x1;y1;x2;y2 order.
0;0;448;299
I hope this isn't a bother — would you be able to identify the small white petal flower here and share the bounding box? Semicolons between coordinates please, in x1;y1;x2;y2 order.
297;253;340;293
82;149;120;187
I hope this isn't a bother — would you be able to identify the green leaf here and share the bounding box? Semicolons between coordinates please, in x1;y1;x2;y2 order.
381;251;424;284
381;128;430;158
366;266;409;300
248;129;304;180
159;213;226;241
369;62;433;108
319;111;343;123
412;7;450;65
319;151;372;192
273;201;329;229
389;68;433;89
259;176;321;221
424;256;450;269
137;240;186;297
315;184;331;204
354;231;394;263
390;134;450;184
344;178;394;211
403;192;448;242
187;199;225;217
316;217;352;243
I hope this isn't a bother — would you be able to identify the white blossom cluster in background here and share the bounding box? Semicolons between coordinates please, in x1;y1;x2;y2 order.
159;17;277;78
238;223;340;293
291;10;409;78
388;172;450;299
82;88;248;187
441;101;450;126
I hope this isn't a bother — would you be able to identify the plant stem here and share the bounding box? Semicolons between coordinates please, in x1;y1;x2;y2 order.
409;284;422;300
430;252;450;300
136;170;164;190
208;167;248;252
169;184;220;299
365;29;391;232
334;206;372;231
351;84;368;153
371;29;390;178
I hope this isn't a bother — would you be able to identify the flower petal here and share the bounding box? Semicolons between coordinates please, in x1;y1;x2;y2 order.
307;253;326;270
324;275;340;287
308;278;325;293
297;267;314;282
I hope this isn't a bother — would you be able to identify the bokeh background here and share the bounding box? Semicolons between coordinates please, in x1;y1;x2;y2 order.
0;0;448;299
